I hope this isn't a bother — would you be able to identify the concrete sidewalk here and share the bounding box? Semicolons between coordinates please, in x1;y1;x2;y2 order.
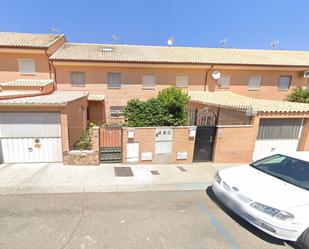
0;162;236;195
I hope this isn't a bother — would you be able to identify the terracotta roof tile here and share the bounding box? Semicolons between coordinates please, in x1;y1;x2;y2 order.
0;79;54;87
0;32;64;48
51;43;309;66
0;91;88;106
189;91;309;113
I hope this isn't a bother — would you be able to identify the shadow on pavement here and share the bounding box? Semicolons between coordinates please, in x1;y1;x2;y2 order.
205;186;298;248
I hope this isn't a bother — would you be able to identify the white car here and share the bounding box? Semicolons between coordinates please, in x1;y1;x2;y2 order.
212;153;309;249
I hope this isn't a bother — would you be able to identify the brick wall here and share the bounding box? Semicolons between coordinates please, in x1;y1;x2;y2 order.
0;49;52;82
122;126;195;164
65;97;88;149
63;127;100;166
212;124;258;163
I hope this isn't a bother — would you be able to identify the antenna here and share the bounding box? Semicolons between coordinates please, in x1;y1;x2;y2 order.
49;26;59;33
220;38;228;48
271;40;279;49
167;36;175;46
111;34;119;43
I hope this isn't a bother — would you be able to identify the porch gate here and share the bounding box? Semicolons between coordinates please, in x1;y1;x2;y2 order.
191;108;218;162
99;126;123;163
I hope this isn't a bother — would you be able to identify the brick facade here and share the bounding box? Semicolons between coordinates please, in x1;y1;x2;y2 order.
122;127;196;164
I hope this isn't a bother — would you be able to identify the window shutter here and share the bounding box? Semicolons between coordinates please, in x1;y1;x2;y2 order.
248;75;261;90
278;76;291;90
218;75;230;88
71;72;85;86
108;73;121;88
176;74;189;87
19;59;35;74
142;74;155;89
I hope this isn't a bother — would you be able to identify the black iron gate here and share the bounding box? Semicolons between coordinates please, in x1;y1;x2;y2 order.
191;107;218;162
193;126;217;162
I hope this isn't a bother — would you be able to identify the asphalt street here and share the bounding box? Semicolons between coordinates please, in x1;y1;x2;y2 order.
0;189;295;249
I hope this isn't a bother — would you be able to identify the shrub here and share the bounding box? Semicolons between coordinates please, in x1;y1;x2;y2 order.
74;129;91;150
288;87;309;103
123;86;190;127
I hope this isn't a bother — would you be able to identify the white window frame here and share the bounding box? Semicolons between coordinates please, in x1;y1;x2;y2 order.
142;73;156;89
110;106;124;118
176;74;189;88
248;75;261;90
70;72;85;86
107;72;122;89
18;59;35;75
218;74;230;89
278;75;291;91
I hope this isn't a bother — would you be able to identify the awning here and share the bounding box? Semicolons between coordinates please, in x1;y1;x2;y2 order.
188;91;309;113
88;94;105;101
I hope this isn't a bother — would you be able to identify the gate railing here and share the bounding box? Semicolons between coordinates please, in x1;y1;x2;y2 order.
188;104;254;126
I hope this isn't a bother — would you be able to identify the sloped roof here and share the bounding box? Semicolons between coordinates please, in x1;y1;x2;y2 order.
0;91;88;106
0;90;41;97
50;42;309;67
0;79;54;87
0;32;64;48
189;91;309;113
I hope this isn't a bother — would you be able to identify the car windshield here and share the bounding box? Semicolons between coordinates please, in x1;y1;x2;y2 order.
250;154;309;191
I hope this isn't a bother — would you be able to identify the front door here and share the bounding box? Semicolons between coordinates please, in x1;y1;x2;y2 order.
193;126;217;162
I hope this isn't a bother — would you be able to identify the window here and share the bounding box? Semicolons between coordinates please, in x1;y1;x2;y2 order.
19;59;35;74
248;75;261;90
107;72;121;88
70;72;85;86
176;74;189;88
218;75;230;88
142;74;155;89
110;106;124;118
278;76;291;90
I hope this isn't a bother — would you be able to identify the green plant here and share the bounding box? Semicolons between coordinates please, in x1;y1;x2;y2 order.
288;87;309;103
74;129;91;150
157;86;190;126
123;86;190;127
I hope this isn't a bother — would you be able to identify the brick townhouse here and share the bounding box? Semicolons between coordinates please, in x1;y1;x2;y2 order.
1;31;309;164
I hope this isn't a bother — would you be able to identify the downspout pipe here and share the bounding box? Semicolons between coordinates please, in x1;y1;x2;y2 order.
50;60;58;90
204;65;214;91
44;48;52;80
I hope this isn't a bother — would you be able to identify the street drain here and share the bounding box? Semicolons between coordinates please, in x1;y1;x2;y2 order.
151;170;160;175
114;167;134;177
177;166;187;172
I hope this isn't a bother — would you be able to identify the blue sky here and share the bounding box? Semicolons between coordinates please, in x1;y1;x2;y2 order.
1;0;309;50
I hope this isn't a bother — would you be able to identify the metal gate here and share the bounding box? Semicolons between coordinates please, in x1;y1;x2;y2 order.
191;108;218;162
0;112;62;163
253;118;303;161
99;126;123;163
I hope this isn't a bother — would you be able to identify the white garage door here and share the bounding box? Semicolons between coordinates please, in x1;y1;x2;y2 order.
253;118;303;161
0;112;62;163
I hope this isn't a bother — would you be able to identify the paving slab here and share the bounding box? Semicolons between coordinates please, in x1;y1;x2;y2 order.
0;162;237;195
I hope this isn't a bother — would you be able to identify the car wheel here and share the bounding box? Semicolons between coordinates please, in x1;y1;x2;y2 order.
297;228;309;249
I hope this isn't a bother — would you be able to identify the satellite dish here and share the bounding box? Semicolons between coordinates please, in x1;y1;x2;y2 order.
167;36;175;46
212;70;221;80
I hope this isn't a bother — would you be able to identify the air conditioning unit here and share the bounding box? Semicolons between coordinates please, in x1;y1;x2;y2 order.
301;71;309;78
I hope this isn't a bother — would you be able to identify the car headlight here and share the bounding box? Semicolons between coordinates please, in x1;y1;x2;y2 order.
274;211;295;221
214;172;221;184
250;202;294;221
